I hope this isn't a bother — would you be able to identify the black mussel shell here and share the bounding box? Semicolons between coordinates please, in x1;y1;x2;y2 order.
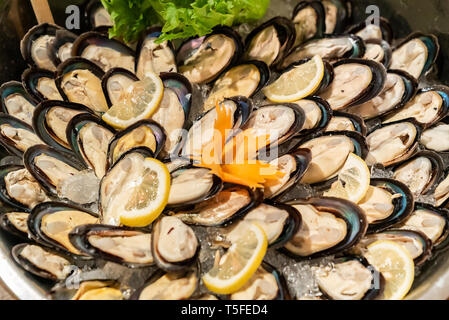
346;17;393;43
366;178;414;233
171;184;263;227
280;34;365;70
322;0;350;34
295;96;333;136
176;26;244;84
283;197;367;259
244;17;296;68
12;243;76;281
160;72;193;122
101;68;139;107
85;0;113;30
391;32;440;80
27;201;98;258
22;68;62;102
71;31;135;72
69;224;154;268
315;255;384;300
130;266;200;300
106;119;166;168
0;164;33;212
0;211;30;240
23;144;88;196
391;150;443;197
0;81;38;125
363;39;392;68
48;29;78;66
32;100;94;152
325;111;367;136
292;1;326;44
66;113;116;177
0;114;42;157
20;23;63;71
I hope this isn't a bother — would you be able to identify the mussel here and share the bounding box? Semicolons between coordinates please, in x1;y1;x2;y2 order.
294;96;333;136
0;81;38;125
362;39;392;68
176;27;243;84
101;68;138;107
53;279;124;300
71;32;135;73
321;0;350;34
346;17;393;43
85;0;113;30
22;68;63;102
0;211;30;239
283;197;367;259
69;224;154;268
434;168;449;208
0;114;43;157
292;1;325;46
55;57;109;114
420;120;449;152
324;111;367;135
319;58;387;111
244;17;295;67
135;27;177;78
66;113;115;178
48;29;77;66
390;32;439;80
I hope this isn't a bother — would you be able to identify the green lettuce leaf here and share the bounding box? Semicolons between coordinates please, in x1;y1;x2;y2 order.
101;0;270;43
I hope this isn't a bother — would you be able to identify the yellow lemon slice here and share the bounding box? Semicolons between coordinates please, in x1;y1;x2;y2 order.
119;158;170;227
263;55;324;103
102;72;164;130
324;153;370;203
365;240;415;300
202;222;267;294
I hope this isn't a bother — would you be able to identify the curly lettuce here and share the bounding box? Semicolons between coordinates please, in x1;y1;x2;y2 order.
101;0;271;43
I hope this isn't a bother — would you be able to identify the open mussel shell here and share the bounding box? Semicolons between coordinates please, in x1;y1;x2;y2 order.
23;144;88;196
131;266;200;300
85;0;113;30
171;183;263;227
32;100;93;152
181;96;253;158
265;148;312;200
399;203;449;249
176;26;244;84
106;119;165;168
228;261;291;300
152;216;200;272
135;26;177;79
382;85;449;128
12;243;75;281
434;167;449;208
293;130;368;185
391;151;443;198
322;0;351;34
20;23;63;72
355;229;432;266
203;61;269;112
364;178;414;233
66;113;115;178
346;69;418;121
242;201;301;248
71;31;136;73
0;165;34;212
295;96;333;136
325;111;367;136
22;68;63;102
280;34;365;70
362;39;392;68
292;1;326;46
314;255;384;300
51;278;124;300
244;17;296;68
283;197;367;259
0;211;30;240
166;165;223;210
0;114;43;157
0;81;38;125
69;224;154;268
346;17;393;43
365;119;422;167
101;68;138;107
390;32;440;80
320;58;387;111
48;29;77;66
55;57;109;114
27;201;99;258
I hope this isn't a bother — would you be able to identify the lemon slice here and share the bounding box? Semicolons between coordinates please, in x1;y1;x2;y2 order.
119;158;170;227
102;72;164;130
203;222;267;294
365;240;415;300
323;153;370;203
263;55;324;103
